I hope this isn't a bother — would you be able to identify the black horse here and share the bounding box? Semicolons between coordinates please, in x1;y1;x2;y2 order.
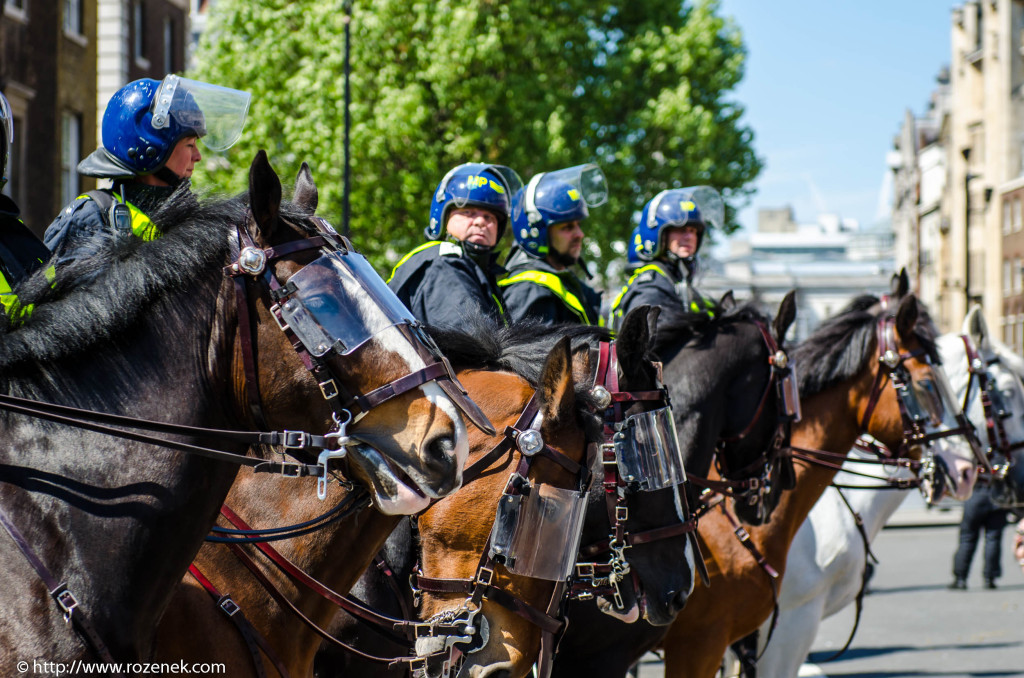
0;152;468;666
549;292;798;678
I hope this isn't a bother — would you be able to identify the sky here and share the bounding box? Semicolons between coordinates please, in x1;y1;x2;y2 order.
715;1;959;245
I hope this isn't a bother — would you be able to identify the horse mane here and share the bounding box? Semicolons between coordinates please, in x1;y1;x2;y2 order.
792;294;939;398
0;186;313;401
652;299;769;356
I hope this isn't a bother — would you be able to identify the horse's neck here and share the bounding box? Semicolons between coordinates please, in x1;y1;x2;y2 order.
754;390;864;567
195;477;397;671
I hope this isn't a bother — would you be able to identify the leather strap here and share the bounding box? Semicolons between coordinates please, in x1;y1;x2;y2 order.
0;506;123;677
187;564;290;678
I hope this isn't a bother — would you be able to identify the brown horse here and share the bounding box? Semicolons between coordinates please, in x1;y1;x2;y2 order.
152;320;599;676
658;286;980;677
0;152;467;666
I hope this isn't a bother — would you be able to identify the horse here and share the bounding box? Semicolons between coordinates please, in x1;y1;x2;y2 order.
152;318;597;676
548;292;800;678
657;278;981;678
726;303;1024;678
0;151;472;666
313;306;680;678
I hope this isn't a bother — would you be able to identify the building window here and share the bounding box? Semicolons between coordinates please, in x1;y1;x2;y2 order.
133;0;146;62
63;0;82;35
1005;199;1012;235
163;17;174;74
1017;198;1024;232
60;112;81;207
1005;260;1012;296
1016;256;1022;293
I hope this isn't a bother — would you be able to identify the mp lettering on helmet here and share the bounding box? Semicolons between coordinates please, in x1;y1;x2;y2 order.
679;200;696;212
568;188;581;201
467;175;507;194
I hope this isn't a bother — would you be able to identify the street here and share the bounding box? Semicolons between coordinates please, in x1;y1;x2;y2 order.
636;506;1024;677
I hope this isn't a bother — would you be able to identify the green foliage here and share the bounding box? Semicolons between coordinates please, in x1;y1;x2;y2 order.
190;0;761;282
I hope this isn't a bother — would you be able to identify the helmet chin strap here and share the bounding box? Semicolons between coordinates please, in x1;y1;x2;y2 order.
460;238;495;263
154;166;186;188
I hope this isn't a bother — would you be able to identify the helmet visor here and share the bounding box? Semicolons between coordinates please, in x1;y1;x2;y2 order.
542;164;608;208
277;250;416;357
442;163;523;209
513;164;607;223
650;186;725;232
151;75;251;152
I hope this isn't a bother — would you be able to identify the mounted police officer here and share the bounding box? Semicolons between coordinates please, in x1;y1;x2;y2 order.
499;164;605;326
44;75;250;266
0;92;50;319
388;163;522;328
609;186;723;330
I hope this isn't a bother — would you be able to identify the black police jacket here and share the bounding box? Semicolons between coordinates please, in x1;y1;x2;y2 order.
610;259;714;330
43;182;177;266
0;195;48;286
387;240;509;329
499;248;602;326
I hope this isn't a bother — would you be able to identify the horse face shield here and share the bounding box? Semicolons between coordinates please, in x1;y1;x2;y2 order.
276;250;415;356
488;480;588;581
614;407;686;492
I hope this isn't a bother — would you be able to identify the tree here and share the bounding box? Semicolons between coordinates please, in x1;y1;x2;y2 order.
191;0;760;283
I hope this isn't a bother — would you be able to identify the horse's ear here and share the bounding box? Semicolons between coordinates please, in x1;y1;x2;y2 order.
539;336;576;425
294;162;318;214
249;150;282;240
719;290;736;310
895;294;920;345
617;305;658;381
773;290;797;345
890;268;910;299
963;303;989;349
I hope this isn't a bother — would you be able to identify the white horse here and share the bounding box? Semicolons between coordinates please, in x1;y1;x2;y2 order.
731;305;1024;678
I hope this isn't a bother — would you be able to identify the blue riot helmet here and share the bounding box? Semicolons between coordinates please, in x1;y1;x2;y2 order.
78;75;251;181
0;92;12;190
637;186;724;261
511;164;607;259
627;225;644;265
426;163;523;245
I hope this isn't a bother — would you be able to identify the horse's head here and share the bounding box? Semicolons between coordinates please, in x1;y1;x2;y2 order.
944;305;1024;507
414;334;594;678
659;291;799;527
570;306;695;627
855;287;979;503
228;151;487;514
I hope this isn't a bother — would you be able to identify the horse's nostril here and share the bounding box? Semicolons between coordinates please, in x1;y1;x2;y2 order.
427;435;456;465
671;589;688;614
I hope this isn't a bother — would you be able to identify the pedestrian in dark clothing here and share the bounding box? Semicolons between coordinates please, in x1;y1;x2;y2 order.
949;481;1010;589
388;163;521;329
500;164;605;326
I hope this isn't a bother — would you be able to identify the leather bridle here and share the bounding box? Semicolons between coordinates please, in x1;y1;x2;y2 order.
959;333;1024;465
688;318;799;518
570;341;702;611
